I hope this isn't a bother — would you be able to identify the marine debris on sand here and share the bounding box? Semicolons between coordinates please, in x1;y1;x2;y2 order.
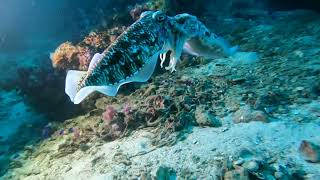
2;6;320;180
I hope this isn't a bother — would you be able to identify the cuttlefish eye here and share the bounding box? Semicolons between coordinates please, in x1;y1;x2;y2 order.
153;11;167;22
176;18;186;24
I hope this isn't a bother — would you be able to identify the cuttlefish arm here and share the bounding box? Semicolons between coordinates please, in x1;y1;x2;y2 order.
160;13;239;72
160;52;167;68
184;34;239;58
165;37;186;72
163;33;239;72
159;33;187;72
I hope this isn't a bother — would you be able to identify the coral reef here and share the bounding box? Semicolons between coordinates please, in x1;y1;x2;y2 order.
50;42;79;70
130;0;208;17
2;1;320;179
51;27;126;71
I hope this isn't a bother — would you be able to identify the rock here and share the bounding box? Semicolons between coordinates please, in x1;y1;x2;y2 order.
143;84;156;96
139;171;152;180
237;148;255;161
57;138;71;150
299;140;320;163
296;98;311;104
9;160;23;169
230;78;246;85
24;145;34;151
52;138;78;158
95;97;108;109
294;87;305;92
311;81;320;95
271;163;289;178
274;171;283;179
155;166;177;180
65;165;72;172
242;160;259;172
79;143;90;152
231;52;259;65
224;167;249;180
293;50;304;57
233;105;268;123
304;101;320;117
176;111;196;130
253;91;287;110
222;127;229;132
233;159;245;166
180;96;196;111
195;105;222;127
169;87;184;96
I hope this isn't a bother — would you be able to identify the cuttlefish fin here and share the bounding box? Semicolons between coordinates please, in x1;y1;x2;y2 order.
88;53;103;71
65;70;87;104
65;53;104;103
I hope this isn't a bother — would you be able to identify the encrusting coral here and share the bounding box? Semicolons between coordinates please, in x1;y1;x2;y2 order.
51;27;126;71
98;97;171;142
50;42;79;70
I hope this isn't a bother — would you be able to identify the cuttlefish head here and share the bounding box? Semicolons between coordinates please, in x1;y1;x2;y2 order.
140;10;170;24
172;13;238;58
139;11;174;46
171;13;216;40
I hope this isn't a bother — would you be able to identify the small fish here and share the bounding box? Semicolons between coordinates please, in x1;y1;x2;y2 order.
65;11;237;104
0;151;5;156
59;129;64;135
42;125;51;139
0;34;6;46
68;127;74;133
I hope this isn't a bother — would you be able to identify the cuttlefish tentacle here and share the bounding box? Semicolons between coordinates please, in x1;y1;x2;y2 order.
165;35;186;72
160;52;167;68
170;13;238;69
165;49;180;72
165;54;178;72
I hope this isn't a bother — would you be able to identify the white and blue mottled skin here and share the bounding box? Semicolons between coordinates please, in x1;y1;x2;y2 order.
65;11;238;104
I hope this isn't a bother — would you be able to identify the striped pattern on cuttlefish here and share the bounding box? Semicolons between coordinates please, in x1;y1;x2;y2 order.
65;11;238;104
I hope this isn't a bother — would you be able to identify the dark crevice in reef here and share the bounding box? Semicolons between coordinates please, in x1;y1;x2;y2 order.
164;0;207;16
15;68;85;121
0;120;48;176
6;53;86;121
266;0;320;12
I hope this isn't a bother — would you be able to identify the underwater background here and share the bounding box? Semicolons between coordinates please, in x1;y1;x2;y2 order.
0;0;320;179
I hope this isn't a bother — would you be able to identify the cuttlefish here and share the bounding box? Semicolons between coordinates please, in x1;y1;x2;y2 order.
65;11;238;104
